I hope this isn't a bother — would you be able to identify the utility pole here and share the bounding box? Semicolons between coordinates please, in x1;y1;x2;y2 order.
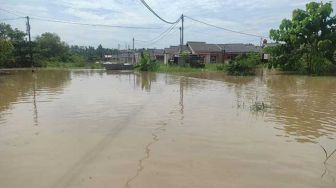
118;43;120;63
26;16;33;71
179;27;182;53
132;37;135;64
181;14;184;52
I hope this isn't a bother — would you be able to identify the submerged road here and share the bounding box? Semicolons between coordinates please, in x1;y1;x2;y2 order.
0;70;335;188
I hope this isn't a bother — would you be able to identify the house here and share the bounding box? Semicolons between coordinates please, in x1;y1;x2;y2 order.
261;40;279;62
218;43;261;60
187;41;261;64
146;49;165;62
163;45;190;64
187;42;223;64
162;41;262;65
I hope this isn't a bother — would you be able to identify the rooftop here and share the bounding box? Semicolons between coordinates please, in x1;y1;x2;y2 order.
187;41;261;54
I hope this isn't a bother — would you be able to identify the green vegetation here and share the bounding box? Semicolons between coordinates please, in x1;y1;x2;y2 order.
0;23;116;69
250;101;270;113
267;1;336;75
0;39;13;65
227;53;260;76
137;55;226;73
156;64;209;73
0;23;30;68
137;51;261;75
137;52;159;71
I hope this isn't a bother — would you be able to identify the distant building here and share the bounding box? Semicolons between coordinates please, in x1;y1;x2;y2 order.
163;41;262;64
187;42;223;64
163;45;190;64
145;49;165;62
261;39;279;62
187;41;261;64
104;50;139;64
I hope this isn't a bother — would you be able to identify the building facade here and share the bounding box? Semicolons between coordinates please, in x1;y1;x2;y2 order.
163;41;261;65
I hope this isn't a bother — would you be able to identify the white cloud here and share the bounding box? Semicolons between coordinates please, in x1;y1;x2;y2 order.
0;0;334;48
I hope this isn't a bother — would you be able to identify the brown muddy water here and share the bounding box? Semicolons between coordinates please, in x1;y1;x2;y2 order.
0;69;335;188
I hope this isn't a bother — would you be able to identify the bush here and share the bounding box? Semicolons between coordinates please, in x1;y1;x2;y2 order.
226;53;260;76
304;55;336;75
139;52;158;71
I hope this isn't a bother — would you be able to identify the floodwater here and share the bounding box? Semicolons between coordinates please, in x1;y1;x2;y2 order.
0;69;335;188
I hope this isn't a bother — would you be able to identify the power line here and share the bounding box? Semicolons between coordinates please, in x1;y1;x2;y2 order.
184;15;265;38
30;17;161;30
144;21;180;46
135;22;179;46
0;17;25;22
135;17;181;44
0;7;161;30
0;8;23;17
139;0;181;24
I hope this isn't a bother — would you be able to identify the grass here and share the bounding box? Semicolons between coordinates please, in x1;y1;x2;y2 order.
250;101;270;112
43;61;103;69
153;63;227;73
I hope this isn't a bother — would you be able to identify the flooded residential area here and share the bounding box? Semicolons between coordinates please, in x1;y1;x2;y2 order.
0;70;335;188
1;0;336;187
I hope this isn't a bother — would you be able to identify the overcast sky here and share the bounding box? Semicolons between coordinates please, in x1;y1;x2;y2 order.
0;0;335;49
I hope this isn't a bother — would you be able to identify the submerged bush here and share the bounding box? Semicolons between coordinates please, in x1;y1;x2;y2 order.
250;101;270;112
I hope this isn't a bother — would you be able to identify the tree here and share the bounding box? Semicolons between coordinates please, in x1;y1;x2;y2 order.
34;32;68;60
97;44;104;59
0;23;29;67
0;39;14;67
268;2;336;74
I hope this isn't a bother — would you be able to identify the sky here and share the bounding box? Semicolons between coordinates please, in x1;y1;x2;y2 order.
0;0;335;49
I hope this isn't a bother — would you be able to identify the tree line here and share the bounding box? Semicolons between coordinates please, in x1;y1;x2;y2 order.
0;23;120;68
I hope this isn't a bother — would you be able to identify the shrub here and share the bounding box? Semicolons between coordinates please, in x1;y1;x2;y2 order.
139;52;158;71
226;53;260;76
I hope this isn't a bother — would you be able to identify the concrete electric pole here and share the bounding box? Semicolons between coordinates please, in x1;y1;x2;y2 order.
26;16;34;71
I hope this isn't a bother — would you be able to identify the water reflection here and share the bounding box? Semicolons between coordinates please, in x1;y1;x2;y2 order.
32;73;38;126
0;70;335;188
135;72;157;92
179;78;186;125
106;71;158;92
266;75;336;143
181;72;336;143
0;70;71;125
1;70;336;144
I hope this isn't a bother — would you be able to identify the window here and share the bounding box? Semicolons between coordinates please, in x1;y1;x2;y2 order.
210;55;217;64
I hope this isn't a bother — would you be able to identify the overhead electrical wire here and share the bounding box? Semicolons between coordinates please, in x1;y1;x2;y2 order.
0;8;23;17
139;0;181;24
184;15;265;38
0;7;161;30
0;17;25;22
30;17;161;30
135;16;181;44
144;21;180;46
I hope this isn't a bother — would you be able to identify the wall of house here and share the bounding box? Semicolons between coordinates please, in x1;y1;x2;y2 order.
155;55;164;63
210;53;225;64
164;54;173;64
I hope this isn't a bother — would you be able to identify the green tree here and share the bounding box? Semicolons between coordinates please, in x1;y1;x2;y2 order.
0;39;14;67
268;2;336;74
97;44;104;59
139;52;157;71
34;32;68;60
0;23;29;67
